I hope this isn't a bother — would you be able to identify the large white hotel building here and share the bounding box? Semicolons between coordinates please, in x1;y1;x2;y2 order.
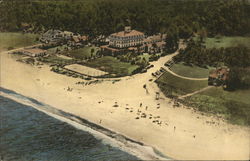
109;26;145;48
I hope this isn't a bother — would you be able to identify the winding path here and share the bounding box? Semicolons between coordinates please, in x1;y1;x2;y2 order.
178;86;213;99
163;67;208;81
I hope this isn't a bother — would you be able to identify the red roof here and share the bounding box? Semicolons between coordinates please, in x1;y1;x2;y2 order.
209;67;229;80
81;36;88;41
156;41;166;47
100;45;120;52
23;48;46;54
111;30;144;37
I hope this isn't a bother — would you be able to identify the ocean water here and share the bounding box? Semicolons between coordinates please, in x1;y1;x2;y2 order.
0;95;138;161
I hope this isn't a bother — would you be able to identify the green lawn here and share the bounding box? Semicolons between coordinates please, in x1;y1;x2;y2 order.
85;56;139;77
68;46;100;59
185;87;250;126
47;45;68;54
138;53;151;61
194;36;250;49
0;32;40;51
156;71;208;97
170;63;212;78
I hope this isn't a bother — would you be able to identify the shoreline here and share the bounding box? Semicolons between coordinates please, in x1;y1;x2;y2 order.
1;48;250;160
0;88;169;160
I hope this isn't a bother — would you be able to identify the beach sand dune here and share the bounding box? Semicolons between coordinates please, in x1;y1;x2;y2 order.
1;49;249;160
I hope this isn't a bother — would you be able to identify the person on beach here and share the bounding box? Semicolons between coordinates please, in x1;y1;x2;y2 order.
157;103;160;109
143;84;149;94
140;103;142;107
155;92;160;100
174;126;176;132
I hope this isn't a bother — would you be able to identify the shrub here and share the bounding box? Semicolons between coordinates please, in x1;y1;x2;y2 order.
7;46;14;50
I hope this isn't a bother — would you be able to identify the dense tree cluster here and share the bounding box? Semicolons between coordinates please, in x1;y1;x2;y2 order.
173;39;250;90
173;40;250;68
226;67;250;90
0;0;249;38
165;32;179;53
117;52;149;67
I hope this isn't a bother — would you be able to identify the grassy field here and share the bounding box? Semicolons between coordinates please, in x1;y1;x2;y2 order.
85;56;139;77
156;71;208;97
68;46;100;59
47;45;68;54
166;37;250;126
185;87;250;126
170;63;211;78
194;36;250;49
0;32;40;51
138;53;150;61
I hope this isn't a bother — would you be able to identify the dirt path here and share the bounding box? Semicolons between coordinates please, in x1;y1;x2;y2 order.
178;86;213;99
163;67;208;81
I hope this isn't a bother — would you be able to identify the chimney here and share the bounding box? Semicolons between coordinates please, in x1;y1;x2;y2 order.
124;26;131;33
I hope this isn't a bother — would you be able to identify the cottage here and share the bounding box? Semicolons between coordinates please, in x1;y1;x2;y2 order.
63;31;74;40
72;36;80;43
40;30;74;44
144;34;162;44
40;29;64;44
143;34;166;54
80;35;88;41
20;23;33;32
22;48;47;57
208;67;229;86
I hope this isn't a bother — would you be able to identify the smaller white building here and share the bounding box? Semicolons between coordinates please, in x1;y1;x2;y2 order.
22;48;47;57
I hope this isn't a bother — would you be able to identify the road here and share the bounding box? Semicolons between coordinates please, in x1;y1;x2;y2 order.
163;67;208;81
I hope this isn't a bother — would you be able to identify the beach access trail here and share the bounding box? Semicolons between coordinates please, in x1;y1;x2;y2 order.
0;43;249;160
163;66;208;81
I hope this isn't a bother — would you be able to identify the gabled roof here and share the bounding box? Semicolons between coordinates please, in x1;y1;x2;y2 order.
209;67;229;80
111;30;144;37
23;48;46;54
72;36;80;42
81;35;88;41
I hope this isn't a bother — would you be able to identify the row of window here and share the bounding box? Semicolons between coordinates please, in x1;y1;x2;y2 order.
110;40;143;44
110;42;142;45
110;35;144;40
110;42;143;48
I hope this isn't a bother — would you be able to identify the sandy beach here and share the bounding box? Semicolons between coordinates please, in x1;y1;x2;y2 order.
1;48;250;160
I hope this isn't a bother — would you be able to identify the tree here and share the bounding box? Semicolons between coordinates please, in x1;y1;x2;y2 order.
165;33;178;53
1;0;249;36
91;48;95;55
198;28;207;43
179;24;193;39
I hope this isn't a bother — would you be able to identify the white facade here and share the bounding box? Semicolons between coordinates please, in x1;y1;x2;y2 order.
109;27;145;48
